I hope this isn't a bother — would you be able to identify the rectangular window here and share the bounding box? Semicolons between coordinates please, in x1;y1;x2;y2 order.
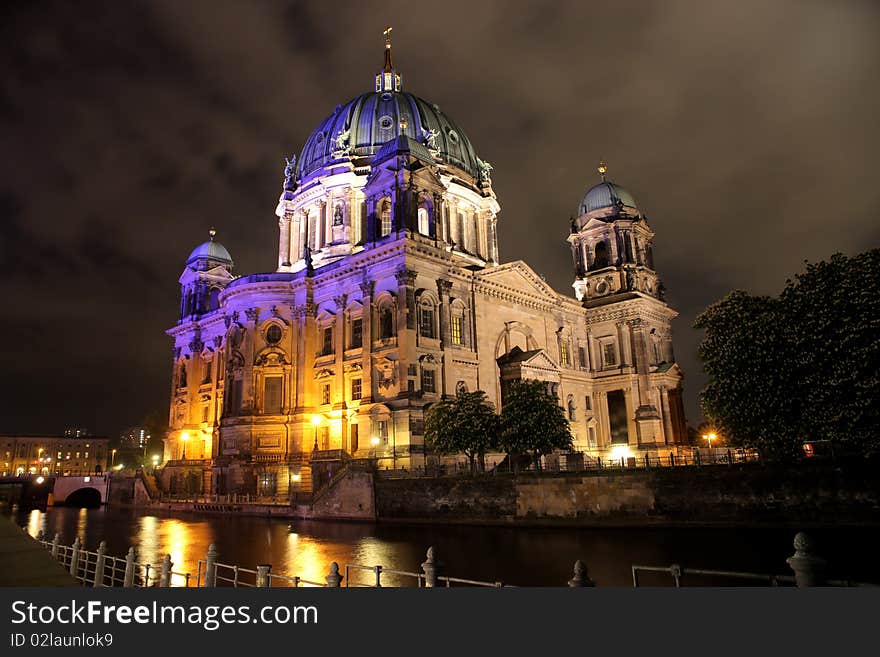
264;377;283;414
421;369;436;393
559;340;570;366
322;327;334;355
351;378;362;401
202;406;209;423
321;383;331;405
585;395;592;411
578;347;587;369
320;426;330;450
231;379;243;414
378;420;388;444
419;306;435;338
602;342;617;368
351;318;363;348
202;360;212;385
451;315;463;346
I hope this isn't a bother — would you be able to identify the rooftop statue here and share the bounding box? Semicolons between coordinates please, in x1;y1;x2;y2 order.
283;155;296;190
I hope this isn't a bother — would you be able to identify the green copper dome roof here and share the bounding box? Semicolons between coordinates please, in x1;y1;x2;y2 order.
297;91;482;180
578;181;639;217
187;238;232;267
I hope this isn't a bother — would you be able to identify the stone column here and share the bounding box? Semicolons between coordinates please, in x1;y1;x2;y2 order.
616;321;630;368
360;280;374;402
437;279;453;396
241;309;260;414
396;269;418;392
488;215;498;264
279;213;292;268
318;201;327;250
660;386;674;445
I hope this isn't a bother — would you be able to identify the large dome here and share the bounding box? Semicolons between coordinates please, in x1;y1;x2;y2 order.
577;180;639;217
187;236;232;267
297;91;483;180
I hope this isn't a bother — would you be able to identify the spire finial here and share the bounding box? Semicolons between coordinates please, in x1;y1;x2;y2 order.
209;227;216;240
597;160;607;182
383;26;393;72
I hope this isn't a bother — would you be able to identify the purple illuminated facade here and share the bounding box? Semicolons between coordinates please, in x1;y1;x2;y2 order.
161;34;687;497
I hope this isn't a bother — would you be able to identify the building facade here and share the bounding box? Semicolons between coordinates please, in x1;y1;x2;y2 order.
1;435;110;477
161;34;687;497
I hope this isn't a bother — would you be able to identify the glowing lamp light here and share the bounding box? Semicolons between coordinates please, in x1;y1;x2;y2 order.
311;415;322;427
35;476;45;484
291;473;301;482
609;445;633;461
83;476;91;483
370;437;380;446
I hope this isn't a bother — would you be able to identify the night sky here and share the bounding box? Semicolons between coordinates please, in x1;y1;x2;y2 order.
2;1;878;439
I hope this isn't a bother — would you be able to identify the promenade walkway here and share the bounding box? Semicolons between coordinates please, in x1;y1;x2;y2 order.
0;516;78;586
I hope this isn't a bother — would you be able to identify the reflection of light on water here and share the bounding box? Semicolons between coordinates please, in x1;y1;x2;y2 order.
27;509;42;538
133;516;214;581
76;508;88;544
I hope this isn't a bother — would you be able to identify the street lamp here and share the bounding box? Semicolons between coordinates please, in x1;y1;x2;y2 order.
180;432;189;460
111;449;117;467
151;454;160;471
311;416;322;452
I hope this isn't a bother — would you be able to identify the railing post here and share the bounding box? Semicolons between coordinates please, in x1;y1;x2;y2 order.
159;554;173;587
256;564;272;588
670;453;676;467
787;532;826;587
421;546;441;587
143;563;152;587
325;562;343;587
123;547;136;588
93;541;107;588
69;537;81;578
374;565;383;587
204;544;218;587
568;560;596;587
51;533;60;559
644;454;650;469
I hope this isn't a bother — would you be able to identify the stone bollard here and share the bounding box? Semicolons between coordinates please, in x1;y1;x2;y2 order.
325;562;343;587
123;547;137;588
568;560;596;587
51;533;60;559
787;532;826;587
203;544;218;587
256;564;272;588
93;541;107;588
421;546;441;587
69;537;81;578
159;554;173;587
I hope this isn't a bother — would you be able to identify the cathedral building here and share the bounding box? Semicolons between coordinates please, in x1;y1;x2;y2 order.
161;32;687;497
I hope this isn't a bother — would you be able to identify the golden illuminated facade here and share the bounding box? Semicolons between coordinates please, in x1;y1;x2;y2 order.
161;34;687;498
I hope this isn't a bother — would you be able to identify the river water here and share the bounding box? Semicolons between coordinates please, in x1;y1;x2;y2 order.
10;506;880;586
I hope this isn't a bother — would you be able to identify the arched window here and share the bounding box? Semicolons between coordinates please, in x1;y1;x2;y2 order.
593;241;609;269
567;394;576;421
646;243;655;269
418;299;436;338
378;304;394;339
456;211;465;247
178;362;187;388
379;199;392;237
417;206;430;236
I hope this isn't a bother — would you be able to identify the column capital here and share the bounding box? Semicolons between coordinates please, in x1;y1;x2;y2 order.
395;268;418;287
436;278;453;295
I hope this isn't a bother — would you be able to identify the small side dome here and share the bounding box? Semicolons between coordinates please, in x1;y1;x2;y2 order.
577;181;639;217
186;228;233;269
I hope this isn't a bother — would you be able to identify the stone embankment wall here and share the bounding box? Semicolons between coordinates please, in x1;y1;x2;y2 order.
374;463;880;526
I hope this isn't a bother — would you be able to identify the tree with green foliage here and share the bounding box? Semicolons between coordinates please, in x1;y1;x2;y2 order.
424;389;500;473
695;249;880;459
499;379;573;470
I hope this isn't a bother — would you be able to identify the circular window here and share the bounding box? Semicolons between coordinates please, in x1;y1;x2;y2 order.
379;115;393;129
265;324;283;344
595;280;609;295
315;131;325;143
381;93;392;101
447;129;459;143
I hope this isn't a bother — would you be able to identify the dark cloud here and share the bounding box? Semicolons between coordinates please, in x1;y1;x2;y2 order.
1;0;878;437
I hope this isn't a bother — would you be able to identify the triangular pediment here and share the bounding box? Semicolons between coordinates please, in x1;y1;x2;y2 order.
521;349;559;371
478;261;560;300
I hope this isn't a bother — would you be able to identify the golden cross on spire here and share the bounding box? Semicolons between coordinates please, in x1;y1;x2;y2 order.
382;25;394;72
597;160;607;182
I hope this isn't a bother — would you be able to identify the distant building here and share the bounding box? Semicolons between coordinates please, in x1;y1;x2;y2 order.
162;33;687;497
119;427;151;449
63;427;91;438
0;435;110;477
